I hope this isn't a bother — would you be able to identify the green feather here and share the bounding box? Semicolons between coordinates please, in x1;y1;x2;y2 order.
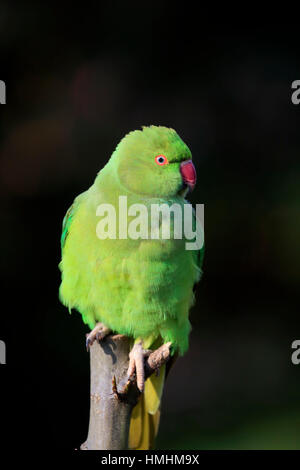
59;126;204;354
61;204;75;251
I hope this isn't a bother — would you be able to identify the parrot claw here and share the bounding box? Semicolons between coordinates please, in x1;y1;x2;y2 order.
86;336;91;352
127;342;152;393
86;322;111;351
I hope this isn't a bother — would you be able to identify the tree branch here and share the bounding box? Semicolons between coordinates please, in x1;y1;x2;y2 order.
80;334;171;450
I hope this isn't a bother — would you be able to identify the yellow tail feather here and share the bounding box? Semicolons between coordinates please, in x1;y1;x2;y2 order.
129;364;165;450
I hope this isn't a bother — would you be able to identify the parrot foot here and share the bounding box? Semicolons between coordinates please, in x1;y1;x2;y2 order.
86;322;111;351
127;342;152;392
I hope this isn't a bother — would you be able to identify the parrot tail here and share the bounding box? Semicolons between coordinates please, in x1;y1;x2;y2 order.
129;364;166;450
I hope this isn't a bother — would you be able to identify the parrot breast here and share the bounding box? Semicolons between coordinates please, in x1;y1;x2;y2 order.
59;173;201;355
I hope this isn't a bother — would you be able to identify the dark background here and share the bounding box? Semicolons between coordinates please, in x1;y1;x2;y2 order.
0;4;300;451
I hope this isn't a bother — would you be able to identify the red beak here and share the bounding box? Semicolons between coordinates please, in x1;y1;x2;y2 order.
180;159;196;191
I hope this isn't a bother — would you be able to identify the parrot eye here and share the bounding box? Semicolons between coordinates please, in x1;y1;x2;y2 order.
155;154;169;166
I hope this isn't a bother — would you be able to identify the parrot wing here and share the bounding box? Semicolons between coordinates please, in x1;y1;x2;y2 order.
61;204;75;252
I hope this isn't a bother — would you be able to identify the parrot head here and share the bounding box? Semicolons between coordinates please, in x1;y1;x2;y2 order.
111;125;196;198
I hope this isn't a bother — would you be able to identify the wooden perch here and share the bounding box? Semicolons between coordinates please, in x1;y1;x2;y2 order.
80;334;171;450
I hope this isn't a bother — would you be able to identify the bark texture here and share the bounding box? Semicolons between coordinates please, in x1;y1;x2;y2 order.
81;334;170;450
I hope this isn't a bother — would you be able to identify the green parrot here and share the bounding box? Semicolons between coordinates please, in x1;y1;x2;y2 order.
59;125;204;449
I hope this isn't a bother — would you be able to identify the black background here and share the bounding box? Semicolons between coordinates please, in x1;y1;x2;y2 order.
0;4;300;452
